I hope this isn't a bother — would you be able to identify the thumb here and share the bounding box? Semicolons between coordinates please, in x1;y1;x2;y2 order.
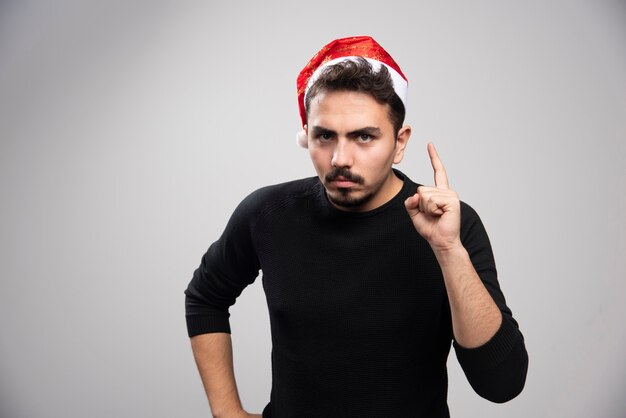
404;194;421;217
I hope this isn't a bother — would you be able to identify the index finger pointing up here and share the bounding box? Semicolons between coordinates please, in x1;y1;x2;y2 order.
428;142;449;189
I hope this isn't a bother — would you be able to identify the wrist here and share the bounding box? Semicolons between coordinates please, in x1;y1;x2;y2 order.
212;405;245;418
432;242;468;265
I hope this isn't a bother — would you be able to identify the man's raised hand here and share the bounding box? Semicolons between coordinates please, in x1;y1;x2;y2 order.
404;142;462;253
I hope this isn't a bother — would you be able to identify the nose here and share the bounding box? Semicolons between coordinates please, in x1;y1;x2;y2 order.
331;138;354;168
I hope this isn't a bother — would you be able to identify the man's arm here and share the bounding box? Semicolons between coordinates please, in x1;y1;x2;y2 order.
405;142;527;401
190;333;261;418
404;143;501;346
185;190;265;416
432;245;502;348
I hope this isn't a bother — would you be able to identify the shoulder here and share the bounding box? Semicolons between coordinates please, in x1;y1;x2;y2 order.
235;176;320;219
244;176;319;206
458;200;492;249
220;177;320;236
250;176;319;199
460;200;480;222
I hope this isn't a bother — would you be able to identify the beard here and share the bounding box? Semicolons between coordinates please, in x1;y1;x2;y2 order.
323;167;373;209
326;187;374;209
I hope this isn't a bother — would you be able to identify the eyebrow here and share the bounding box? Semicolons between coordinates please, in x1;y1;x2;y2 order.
310;126;382;137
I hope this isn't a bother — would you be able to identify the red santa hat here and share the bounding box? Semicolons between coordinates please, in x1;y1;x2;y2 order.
296;36;408;148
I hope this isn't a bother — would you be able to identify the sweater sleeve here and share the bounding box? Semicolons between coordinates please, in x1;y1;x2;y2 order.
452;202;528;403
184;192;262;337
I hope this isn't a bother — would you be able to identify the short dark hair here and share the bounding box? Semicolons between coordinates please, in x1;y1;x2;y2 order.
304;58;406;135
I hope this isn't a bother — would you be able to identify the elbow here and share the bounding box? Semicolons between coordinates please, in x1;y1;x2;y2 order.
480;375;526;404
472;344;529;403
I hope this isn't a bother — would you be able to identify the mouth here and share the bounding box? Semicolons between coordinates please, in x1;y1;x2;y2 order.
325;168;364;189
330;176;357;188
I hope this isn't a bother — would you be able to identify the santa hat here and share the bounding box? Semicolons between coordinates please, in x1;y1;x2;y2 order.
296;36;408;148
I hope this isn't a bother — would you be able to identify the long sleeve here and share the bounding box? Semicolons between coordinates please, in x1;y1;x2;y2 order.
452;202;529;403
185;192;261;337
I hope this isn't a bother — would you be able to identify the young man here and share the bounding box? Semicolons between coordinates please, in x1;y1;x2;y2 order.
185;36;528;418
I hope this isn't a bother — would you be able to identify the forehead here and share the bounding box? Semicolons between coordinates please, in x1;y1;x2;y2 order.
307;91;393;130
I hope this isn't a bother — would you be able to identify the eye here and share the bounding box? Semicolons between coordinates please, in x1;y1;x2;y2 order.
356;134;373;143
316;132;334;142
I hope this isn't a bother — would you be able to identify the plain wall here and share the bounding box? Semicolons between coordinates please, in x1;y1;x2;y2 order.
1;1;625;417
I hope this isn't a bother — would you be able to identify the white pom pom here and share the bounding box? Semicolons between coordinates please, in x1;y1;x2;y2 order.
296;130;308;149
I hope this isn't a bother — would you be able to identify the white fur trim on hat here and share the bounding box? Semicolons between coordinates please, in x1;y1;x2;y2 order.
296;130;308;149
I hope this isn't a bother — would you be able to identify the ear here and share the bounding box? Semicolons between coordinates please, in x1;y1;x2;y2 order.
296;124;308;148
393;125;411;164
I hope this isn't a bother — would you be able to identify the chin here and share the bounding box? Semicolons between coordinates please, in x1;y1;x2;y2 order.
327;189;374;210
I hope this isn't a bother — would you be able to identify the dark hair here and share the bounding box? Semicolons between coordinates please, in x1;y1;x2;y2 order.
304;58;406;135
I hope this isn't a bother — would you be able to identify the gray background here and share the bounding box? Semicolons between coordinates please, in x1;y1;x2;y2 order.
1;1;625;417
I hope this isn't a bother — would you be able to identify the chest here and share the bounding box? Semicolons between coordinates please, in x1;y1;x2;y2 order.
255;210;448;340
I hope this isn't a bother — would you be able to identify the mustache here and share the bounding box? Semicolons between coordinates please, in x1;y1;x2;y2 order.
325;167;364;184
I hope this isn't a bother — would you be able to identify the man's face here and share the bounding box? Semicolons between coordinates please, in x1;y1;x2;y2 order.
306;90;410;212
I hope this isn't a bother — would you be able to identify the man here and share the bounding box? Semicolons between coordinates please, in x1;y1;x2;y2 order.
185;36;528;418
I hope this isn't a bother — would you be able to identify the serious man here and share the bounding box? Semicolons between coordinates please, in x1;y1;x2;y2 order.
185;36;528;418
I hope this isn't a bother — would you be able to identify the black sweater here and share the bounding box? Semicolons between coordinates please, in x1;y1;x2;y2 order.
185;170;528;418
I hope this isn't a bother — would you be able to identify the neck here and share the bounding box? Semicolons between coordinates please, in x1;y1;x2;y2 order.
377;169;404;207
